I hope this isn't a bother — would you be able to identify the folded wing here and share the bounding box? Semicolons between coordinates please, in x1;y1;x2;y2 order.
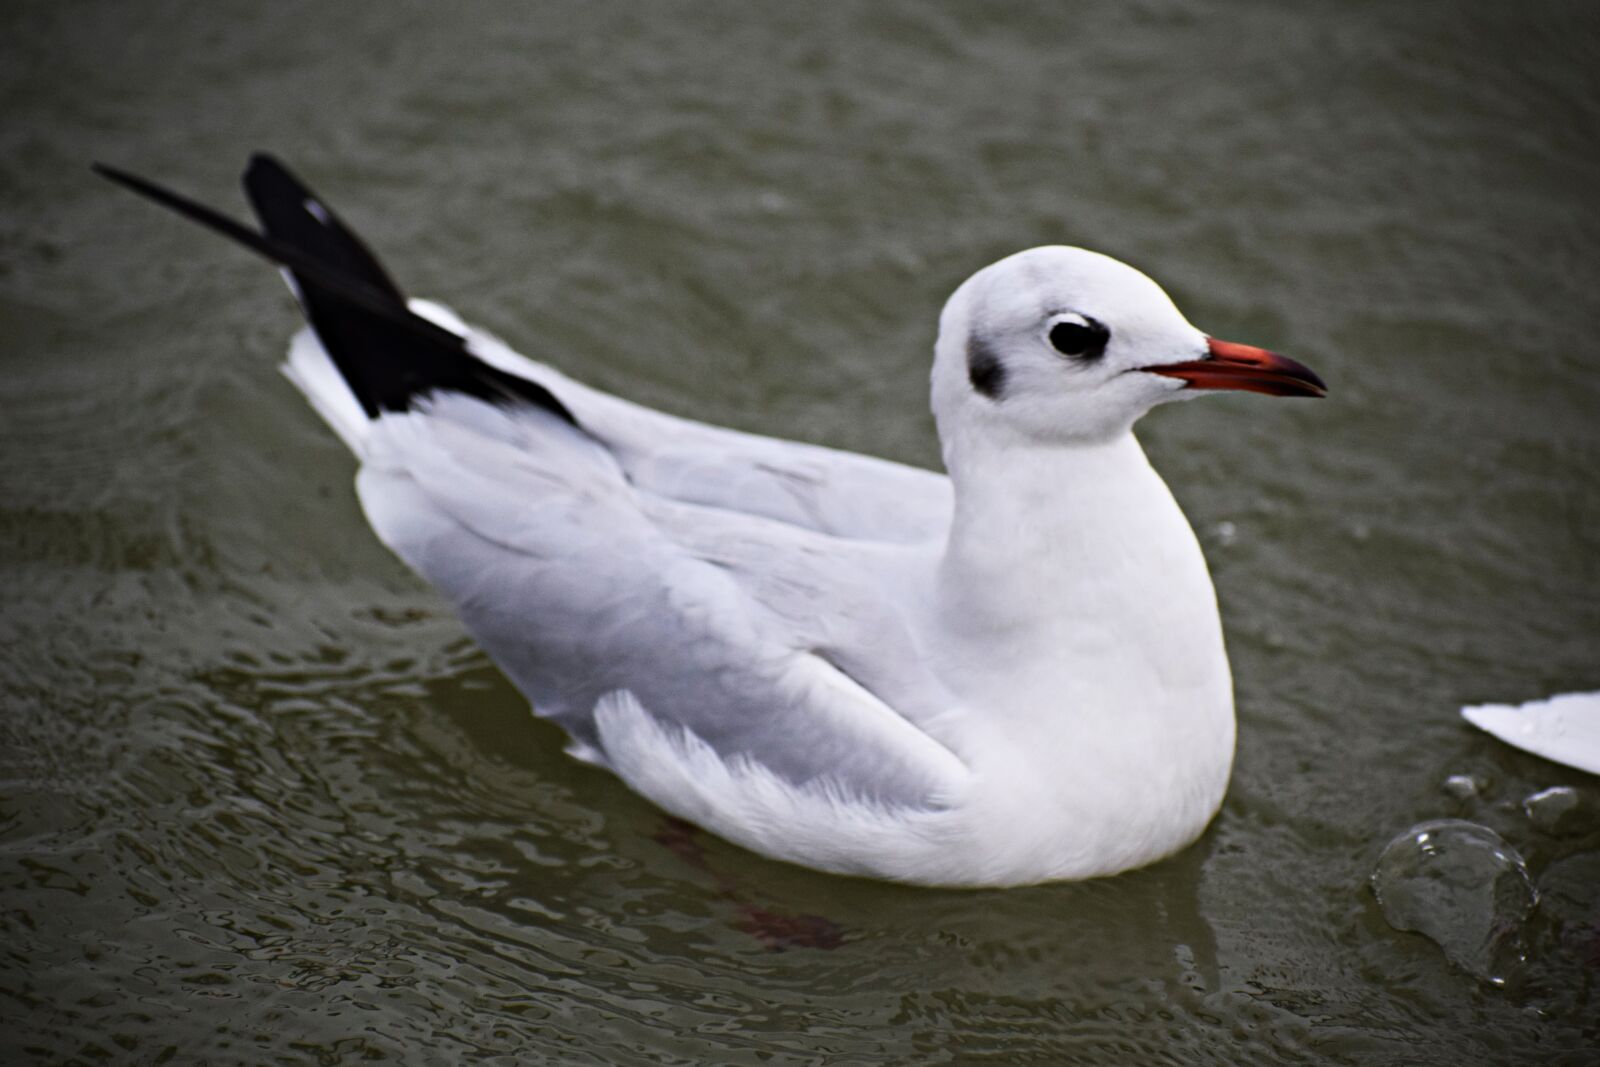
99;154;968;808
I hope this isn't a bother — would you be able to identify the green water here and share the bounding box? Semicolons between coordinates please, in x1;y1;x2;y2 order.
4;2;1598;1062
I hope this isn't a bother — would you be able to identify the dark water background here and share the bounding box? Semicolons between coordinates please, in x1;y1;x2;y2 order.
3;2;1598;1062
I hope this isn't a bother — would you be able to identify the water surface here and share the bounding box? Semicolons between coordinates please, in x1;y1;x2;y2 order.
4;2;1598;1062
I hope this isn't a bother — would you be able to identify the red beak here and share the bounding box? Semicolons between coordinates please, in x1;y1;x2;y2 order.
1150;338;1327;398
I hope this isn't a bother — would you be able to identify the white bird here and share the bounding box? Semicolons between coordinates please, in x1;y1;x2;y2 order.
1463;692;1600;776
98;155;1326;887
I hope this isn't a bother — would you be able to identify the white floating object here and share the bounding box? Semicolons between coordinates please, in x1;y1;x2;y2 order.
1462;692;1600;776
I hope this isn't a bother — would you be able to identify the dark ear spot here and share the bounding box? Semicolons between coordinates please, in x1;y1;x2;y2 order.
967;335;1006;400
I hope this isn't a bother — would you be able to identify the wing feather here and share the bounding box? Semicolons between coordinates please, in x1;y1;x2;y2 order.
356;395;968;807
422;303;955;543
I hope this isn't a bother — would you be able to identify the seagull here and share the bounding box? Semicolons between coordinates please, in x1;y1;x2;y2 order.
96;156;1326;887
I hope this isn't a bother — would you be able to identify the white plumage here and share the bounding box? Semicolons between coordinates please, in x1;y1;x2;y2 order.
287;248;1318;886
99;158;1326;886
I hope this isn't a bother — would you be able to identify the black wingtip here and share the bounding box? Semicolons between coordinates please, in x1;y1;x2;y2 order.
242;154;407;308
92;159;406;315
96;156;578;427
244;152;309;194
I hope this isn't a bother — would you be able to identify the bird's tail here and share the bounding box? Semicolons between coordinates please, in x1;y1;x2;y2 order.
93;155;575;431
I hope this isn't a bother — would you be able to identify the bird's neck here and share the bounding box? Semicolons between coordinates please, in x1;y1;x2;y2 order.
934;429;1221;663
924;428;1234;878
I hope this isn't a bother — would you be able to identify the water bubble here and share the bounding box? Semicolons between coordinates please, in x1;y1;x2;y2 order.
1522;786;1582;835
1370;819;1537;985
1440;774;1481;802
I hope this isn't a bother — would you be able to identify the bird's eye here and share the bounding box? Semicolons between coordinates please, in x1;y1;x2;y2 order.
1048;316;1109;360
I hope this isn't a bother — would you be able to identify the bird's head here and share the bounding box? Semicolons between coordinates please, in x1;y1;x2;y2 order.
931;246;1325;448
